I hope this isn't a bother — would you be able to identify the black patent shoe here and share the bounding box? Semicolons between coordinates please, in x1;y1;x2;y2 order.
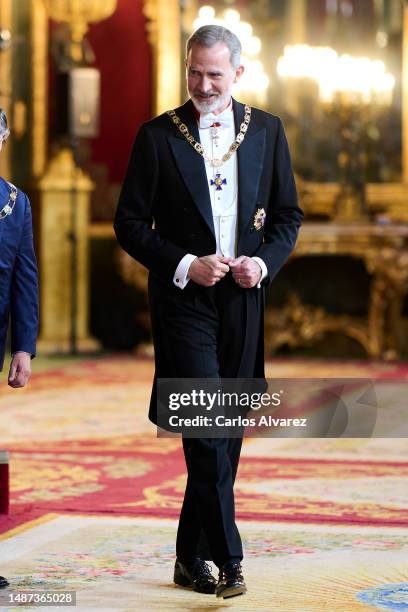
0;576;9;589
216;562;247;598
174;558;217;594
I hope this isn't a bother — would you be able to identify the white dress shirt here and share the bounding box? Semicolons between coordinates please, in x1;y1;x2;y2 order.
173;102;267;289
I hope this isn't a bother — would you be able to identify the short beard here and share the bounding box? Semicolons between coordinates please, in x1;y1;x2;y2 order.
190;91;231;115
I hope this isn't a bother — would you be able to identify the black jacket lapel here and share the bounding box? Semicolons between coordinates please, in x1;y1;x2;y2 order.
233;99;266;251
167;100;215;238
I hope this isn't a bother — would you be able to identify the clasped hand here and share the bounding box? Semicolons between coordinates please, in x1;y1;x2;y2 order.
188;255;262;288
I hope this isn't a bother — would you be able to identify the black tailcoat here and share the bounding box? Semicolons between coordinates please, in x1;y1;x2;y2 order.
114;98;303;424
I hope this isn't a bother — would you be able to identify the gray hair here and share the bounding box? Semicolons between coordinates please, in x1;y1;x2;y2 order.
186;25;242;69
0;109;10;142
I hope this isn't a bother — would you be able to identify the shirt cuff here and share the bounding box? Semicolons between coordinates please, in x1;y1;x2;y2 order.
173;254;197;289
252;256;268;288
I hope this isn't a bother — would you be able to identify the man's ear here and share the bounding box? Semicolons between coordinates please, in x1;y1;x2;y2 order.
234;64;245;83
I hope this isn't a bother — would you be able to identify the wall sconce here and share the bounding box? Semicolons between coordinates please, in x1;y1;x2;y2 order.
44;0;117;63
0;29;12;51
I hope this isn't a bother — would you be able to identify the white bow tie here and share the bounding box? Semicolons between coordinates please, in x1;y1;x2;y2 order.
199;108;233;129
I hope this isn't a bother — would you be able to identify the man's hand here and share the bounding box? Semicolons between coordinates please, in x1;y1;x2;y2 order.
8;351;32;388
229;256;262;289
188;255;232;287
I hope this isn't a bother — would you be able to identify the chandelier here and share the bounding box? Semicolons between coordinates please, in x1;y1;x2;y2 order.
277;44;395;106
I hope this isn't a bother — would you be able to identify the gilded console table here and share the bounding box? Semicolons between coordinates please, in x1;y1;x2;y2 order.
265;223;408;359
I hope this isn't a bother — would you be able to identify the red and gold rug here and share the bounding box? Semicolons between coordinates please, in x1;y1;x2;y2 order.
0;355;407;534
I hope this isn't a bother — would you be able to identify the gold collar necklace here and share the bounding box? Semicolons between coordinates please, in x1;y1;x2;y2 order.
0;182;17;219
167;105;251;168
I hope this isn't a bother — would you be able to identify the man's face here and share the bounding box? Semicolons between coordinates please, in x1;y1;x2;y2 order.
186;42;244;114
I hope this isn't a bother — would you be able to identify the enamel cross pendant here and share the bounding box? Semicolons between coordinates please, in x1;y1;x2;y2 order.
211;173;227;191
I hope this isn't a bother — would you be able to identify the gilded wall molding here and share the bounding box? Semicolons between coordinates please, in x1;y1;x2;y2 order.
143;0;181;115
403;4;408;183
0;0;12;179
298;180;408;222
31;0;48;178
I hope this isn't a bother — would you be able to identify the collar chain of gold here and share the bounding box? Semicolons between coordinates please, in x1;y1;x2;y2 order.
167;105;251;168
0;182;17;220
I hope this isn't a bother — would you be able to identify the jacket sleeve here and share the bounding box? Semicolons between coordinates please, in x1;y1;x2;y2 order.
114;123;188;281
10;195;39;357
254;117;303;286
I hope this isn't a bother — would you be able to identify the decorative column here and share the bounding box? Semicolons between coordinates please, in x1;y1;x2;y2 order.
36;148;99;353
143;0;181;115
31;0;48;179
403;2;408;183
0;0;12;180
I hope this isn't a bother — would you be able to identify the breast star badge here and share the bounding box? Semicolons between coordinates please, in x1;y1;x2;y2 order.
253;208;266;231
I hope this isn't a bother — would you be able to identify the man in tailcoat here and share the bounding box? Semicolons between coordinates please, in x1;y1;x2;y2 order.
0;108;39;590
114;25;303;598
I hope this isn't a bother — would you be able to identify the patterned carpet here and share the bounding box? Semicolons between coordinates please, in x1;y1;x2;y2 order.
0;355;407;610
1;515;408;610
3;448;407;526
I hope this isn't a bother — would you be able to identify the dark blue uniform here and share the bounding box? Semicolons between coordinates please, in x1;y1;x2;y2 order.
0;177;39;371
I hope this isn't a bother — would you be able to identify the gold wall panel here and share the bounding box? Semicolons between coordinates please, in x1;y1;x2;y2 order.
403;4;408;184
0;0;12;179
143;0;181;115
31;0;48;178
37;148;99;353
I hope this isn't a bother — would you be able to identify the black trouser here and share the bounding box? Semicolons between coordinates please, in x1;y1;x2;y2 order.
156;273;260;567
176;435;243;567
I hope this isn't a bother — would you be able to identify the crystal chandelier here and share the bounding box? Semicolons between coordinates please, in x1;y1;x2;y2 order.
277;44;395;106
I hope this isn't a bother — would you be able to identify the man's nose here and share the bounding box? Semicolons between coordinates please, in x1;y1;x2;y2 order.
198;76;212;92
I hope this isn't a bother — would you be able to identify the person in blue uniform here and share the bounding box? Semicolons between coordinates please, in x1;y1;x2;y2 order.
0;108;39;590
